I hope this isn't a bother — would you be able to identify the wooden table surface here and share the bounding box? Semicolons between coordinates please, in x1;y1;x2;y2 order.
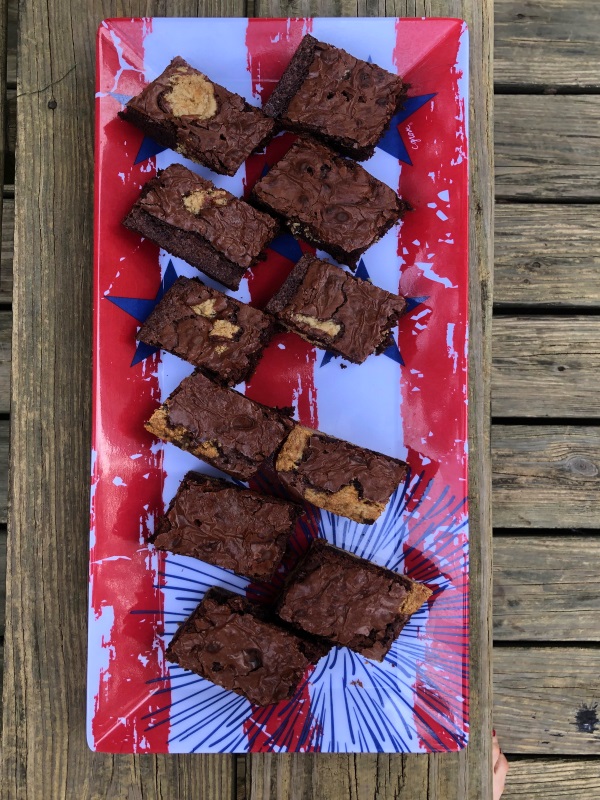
0;1;598;798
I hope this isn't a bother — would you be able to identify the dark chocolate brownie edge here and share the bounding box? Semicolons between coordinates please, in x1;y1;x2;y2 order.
276;539;424;657
249;195;365;270
123;205;246;290
263;35;317;119
264;255;313;315
119;106;179;153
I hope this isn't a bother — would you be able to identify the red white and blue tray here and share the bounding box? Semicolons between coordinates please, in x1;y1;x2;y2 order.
90;16;469;754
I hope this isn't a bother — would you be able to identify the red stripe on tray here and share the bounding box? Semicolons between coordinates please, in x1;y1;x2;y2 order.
91;18;171;753
394;19;470;751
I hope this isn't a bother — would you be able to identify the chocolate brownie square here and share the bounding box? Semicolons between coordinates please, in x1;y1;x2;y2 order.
275;425;408;523
251;139;409;268
119;56;275;176
264;35;407;161
124;163;278;290
166;587;329;705
265;254;406;363
150;472;303;581
145;370;292;481
137;276;274;386
277;539;432;661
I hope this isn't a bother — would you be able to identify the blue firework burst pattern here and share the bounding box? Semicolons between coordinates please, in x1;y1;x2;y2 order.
135;466;468;753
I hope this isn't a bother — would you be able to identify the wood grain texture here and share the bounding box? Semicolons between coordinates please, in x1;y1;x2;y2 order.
0;528;5;634
495;95;600;200
492;317;600;418
494;536;600;641
494;648;600;755
503;758;600;798
0;2;245;798
5;87;15;184
6;0;14;86
0;420;7;525
0;310;9;413
243;2;494;800
494;204;600;309
0;197;13;302
492;426;600;528
495;0;600;89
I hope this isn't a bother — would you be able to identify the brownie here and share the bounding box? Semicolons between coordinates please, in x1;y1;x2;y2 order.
145;370;292;481
150;472;303;581
265;254;406;363
275;425;408;523
137;276;274;385
166;587;329;705
264;35;407;161
119;56;276;176
251;139;409;268
123;163;278;290
277;539;432;661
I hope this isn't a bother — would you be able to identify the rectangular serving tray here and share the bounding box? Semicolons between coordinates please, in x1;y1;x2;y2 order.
90;16;469;754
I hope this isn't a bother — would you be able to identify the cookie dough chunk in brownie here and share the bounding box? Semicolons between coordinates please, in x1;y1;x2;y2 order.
264;35;407;161
277;539;432;661
251;139;408;268
265;254;406;363
137;276;274;385
167;588;329;705
119;56;275;176
145;370;292;481
151;472;303;581
275;425;407;523
124;163;278;290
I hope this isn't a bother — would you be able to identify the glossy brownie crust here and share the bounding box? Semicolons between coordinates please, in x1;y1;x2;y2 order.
265;254;407;363
264;35;407;161
151;472;303;581
124;163;278;290
275;425;408;523
145;370;292;481
251;139;409;268
137;276;274;385
166;587;329;705
119;56;275;176
277;539;432;660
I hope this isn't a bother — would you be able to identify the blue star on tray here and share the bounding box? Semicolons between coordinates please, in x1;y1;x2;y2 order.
105;260;179;366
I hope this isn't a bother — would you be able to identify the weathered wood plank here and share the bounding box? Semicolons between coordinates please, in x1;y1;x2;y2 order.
492;317;600;418
0;528;5;634
5;87;15;185
0;310;10;413
0;197;13;302
1;1;244;798
494;648;600;755
503;759;600;798
494;205;600;309
495;96;600;200
494;536;600;641
0;420;7;525
244;3;494;800
495;0;600;89
6;0;15;86
492;426;600;528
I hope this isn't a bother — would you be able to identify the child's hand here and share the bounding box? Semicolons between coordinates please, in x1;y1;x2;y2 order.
493;732;509;799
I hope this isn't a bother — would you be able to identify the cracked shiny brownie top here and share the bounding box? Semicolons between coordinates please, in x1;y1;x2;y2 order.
265;254;406;363
264;35;407;160
251;139;409;268
120;56;276;176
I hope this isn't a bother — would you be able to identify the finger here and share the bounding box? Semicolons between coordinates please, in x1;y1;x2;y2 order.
493;752;509;800
492;733;501;765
